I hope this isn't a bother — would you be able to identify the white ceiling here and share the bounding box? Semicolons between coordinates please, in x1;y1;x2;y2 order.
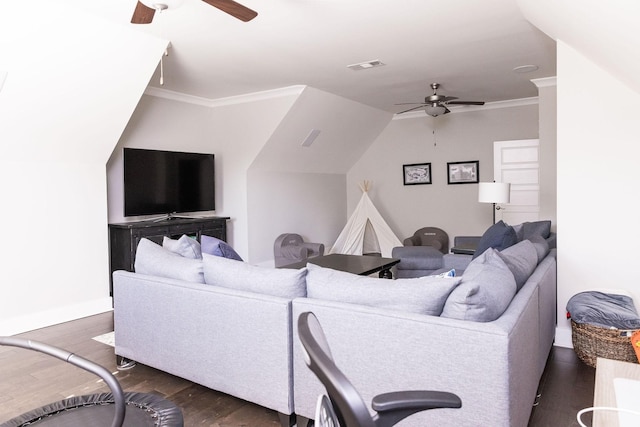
67;0;556;113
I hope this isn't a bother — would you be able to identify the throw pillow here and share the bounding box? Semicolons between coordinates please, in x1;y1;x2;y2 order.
134;238;204;283
496;239;538;291
527;235;550;263
201;235;243;261
472;220;518;259
306;264;462;316
202;253;307;299
163;234;202;259
441;248;517;322
521;220;551;240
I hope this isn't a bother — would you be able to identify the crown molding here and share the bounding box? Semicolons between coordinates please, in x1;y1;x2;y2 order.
144;85;306;107
531;76;557;88
392;97;539;120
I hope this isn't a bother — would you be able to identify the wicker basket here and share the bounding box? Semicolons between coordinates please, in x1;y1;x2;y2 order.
571;320;639;368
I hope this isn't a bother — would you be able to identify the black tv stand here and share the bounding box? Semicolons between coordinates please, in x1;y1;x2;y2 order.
108;216;230;295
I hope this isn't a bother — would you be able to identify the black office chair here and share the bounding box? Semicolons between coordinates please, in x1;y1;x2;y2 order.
297;312;461;427
0;336;183;427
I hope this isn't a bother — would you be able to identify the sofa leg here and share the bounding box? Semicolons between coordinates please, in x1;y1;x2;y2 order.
278;412;295;427
295;415;313;427
116;355;136;370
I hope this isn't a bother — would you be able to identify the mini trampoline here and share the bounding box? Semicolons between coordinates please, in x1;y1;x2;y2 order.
0;336;183;427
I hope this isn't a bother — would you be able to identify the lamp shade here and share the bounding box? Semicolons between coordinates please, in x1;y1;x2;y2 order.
478;182;511;204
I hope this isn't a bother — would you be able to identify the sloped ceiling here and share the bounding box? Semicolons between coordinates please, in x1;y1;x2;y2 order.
518;0;640;95
250;87;392;174
55;0;556;114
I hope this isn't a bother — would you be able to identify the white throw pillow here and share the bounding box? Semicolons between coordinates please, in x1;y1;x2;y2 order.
134;238;204;283
163;234;202;259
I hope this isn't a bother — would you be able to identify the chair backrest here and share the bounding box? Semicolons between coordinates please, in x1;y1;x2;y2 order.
408;227;449;253
298;312;377;427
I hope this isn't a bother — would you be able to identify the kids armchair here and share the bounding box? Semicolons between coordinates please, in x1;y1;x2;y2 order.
402;227;449;253
392;227;450;278
274;233;324;268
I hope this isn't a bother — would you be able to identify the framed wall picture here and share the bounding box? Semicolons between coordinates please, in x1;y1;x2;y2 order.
403;163;432;185
447;160;479;184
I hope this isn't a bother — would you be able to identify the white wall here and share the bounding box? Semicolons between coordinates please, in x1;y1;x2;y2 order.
0;2;166;335
107;91;301;259
534;78;558;228
248;87;391;263
554;41;640;346
518;0;640;347
109;87;392;264
348;104;541;245
247;171;346;265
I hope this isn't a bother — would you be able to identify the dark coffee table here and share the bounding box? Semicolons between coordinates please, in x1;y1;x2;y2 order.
281;253;400;278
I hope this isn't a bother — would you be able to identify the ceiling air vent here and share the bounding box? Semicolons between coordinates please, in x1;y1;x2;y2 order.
347;60;385;71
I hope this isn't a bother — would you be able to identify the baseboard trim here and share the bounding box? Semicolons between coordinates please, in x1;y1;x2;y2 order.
554;326;574;348
0;298;113;336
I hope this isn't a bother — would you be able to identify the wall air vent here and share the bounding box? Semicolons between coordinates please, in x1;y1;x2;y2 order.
347;60;385;71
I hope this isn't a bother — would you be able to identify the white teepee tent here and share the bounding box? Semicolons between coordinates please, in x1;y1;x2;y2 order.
329;181;402;258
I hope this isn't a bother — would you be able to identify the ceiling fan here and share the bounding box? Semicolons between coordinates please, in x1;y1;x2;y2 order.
396;83;485;117
131;0;258;24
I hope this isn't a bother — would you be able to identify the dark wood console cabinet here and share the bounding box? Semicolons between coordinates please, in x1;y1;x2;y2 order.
108;216;229;295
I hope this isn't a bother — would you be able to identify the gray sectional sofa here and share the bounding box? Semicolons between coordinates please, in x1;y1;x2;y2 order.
113;225;557;427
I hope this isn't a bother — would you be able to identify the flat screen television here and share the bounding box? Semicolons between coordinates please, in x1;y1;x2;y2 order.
124;148;215;217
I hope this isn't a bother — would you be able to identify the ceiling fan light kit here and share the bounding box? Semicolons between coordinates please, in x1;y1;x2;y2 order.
424;104;449;117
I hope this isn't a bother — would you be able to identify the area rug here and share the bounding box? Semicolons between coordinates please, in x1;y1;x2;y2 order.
92;331;115;347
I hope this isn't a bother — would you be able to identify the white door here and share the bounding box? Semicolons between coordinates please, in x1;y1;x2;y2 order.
493;139;540;224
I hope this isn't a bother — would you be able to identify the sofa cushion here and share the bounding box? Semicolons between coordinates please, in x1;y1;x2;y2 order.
527;235;550;263
441;248;517;322
497;239;538;291
306;264;461;316
163;235;202;259
201;235;243;261
472;220;518;259
134;238;204;283
202;253;307;299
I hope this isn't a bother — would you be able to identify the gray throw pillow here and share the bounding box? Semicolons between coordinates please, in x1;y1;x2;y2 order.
135;238;204;283
306;264;462;316
527;235;550;263
441;248;517;322
472;220;518;259
497;239;538;291
521;220;551;240
163;235;202;259
202;253;307;299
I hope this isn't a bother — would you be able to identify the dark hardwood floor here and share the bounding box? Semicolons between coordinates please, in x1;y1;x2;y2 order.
0;312;595;426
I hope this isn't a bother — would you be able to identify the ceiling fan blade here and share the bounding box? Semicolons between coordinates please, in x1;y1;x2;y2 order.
131;1;155;24
446;101;485;106
396;105;428;114
201;0;258;22
394;102;427;106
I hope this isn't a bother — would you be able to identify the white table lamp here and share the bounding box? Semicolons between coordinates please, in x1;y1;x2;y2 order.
478;182;511;224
